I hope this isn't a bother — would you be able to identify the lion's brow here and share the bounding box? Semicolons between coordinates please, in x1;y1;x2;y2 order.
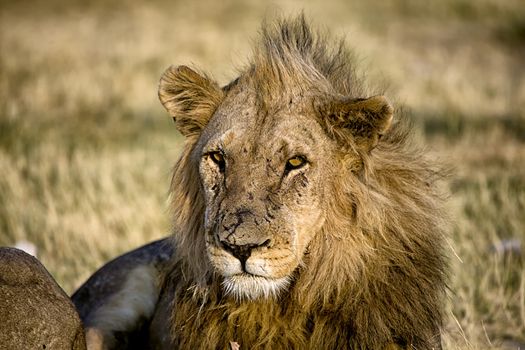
275;125;318;154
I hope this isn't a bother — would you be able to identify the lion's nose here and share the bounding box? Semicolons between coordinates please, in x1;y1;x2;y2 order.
219;209;272;268
220;239;271;269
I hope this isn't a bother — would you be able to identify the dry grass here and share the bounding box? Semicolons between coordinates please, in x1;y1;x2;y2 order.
1;0;524;348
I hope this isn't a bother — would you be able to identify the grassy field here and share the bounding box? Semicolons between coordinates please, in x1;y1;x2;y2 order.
1;0;524;348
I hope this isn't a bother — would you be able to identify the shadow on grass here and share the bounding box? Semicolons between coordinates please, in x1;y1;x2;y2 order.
413;111;525;141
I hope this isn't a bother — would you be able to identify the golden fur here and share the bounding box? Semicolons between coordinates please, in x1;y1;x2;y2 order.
155;15;448;349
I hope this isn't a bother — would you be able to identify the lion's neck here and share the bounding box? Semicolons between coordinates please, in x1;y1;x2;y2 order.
167;282;355;349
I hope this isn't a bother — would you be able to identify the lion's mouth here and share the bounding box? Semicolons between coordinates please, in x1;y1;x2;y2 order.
207;243;298;299
221;273;291;300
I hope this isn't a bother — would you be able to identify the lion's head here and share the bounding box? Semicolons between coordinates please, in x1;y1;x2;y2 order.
159;26;393;301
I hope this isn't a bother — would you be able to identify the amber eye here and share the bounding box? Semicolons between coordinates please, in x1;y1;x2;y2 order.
211;152;224;163
209;152;225;171
285;156;306;172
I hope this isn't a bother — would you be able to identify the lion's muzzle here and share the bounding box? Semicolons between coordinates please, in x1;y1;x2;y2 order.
218;209;272;269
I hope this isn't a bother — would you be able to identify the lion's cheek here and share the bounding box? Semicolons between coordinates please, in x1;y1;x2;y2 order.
291;206;325;253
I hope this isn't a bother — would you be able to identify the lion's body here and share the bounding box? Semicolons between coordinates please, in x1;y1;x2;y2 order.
72;16;448;349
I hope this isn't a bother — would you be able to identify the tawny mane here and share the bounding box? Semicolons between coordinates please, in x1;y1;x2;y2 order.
164;15;447;349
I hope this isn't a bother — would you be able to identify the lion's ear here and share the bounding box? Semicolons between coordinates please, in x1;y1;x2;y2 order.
158;65;224;137
317;95;394;151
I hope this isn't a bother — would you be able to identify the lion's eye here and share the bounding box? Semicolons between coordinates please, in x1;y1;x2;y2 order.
211;152;224;163
285;156;306;172
209;152;225;171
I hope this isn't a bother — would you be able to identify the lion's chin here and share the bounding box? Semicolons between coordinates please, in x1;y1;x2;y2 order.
222;274;291;301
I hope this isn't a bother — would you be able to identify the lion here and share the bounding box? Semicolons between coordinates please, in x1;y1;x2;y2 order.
151;16;447;349
75;16;447;349
2;16;448;350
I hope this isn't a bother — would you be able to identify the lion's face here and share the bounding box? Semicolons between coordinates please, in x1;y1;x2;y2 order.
158;66;393;301
197;91;333;300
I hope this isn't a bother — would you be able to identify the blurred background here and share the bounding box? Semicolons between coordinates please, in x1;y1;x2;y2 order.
1;0;524;348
